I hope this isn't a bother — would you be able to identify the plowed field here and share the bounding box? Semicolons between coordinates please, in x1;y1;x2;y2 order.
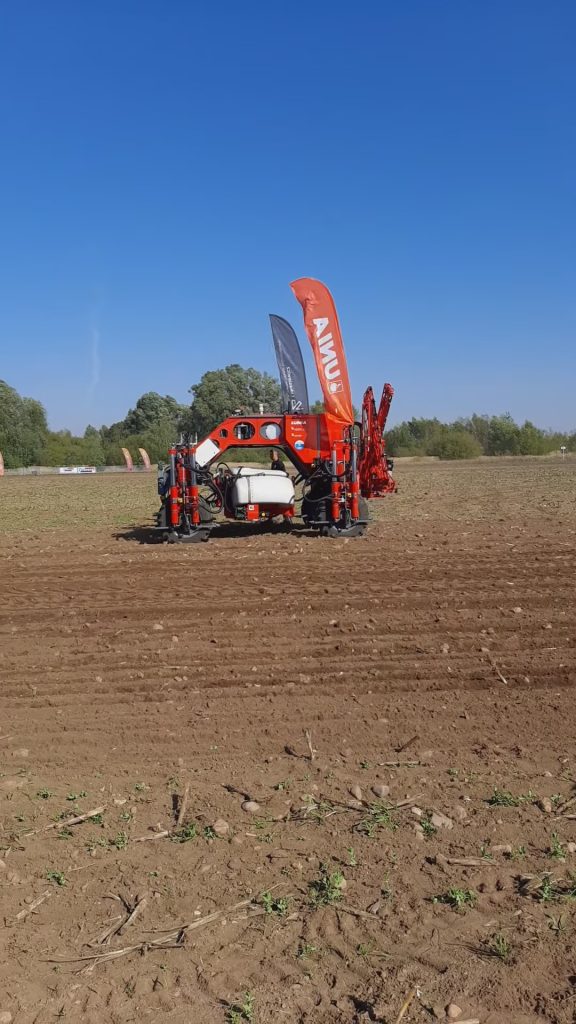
1;459;575;1024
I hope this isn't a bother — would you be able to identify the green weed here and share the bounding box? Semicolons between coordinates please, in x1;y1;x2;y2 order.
434;887;476;911
259;891;289;916
226;991;254;1023
485;932;513;962
488;788;533;807
170;822;197;843
108;831;129;850
356;803;396;837
420;815;437;838
309;864;345;907
47;870;67;887
296;943;319;960
549;833;566;860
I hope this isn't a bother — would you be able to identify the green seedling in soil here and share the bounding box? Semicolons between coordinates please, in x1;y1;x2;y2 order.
356;942;389;962
356;803;396;837
36;789;53;800
549;833;566;860
485;932;513;962
274;780;290;791
359;760;372;770
47;870;67;887
301;797;336;824
488;788;534;807
447;768;459;779
347;847;357;866
86;836;108;852
506;845;526;861
134;782;147;792
420;815;437;838
108;831;129;850
89;812;104;825
57;827;74;840
170;822;197;843
296;943;319;960
203;826;217;840
309;864;345;907
381;874;393;900
226;991;254;1023
480;842;494;861
260;891;289;917
119;811;133;823
434;887;476;911
357;942;373;959
66;791;87;801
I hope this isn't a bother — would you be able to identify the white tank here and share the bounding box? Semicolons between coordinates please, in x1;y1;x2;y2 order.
231;468;295;507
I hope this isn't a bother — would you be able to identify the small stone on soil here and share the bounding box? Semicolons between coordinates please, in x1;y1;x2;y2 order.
349;784;363;801
212;819;229;836
538;797;553;814
241;800;260;813
372;783;390;799
447;1005;462;1020
431;811;453;830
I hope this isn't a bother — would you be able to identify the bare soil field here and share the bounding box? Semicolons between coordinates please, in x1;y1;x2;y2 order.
1;459;575;1024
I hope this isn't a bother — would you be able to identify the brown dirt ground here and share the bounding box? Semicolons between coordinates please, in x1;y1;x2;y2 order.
1;459;576;1024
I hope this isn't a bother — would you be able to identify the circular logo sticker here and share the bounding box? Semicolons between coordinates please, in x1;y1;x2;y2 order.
294;439;305;451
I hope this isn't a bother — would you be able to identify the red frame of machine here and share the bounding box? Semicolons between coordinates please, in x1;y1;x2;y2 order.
165;386;395;532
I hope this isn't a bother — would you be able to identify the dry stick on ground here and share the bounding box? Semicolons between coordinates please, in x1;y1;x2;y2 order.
395;987;417;1024
89;895;148;944
556;792;576;815
481;647;508;685
14;890;51;922
175;785;190;829
47;897;261;969
377;760;428;768
304;729;316;762
27;806;107;836
395;735;419;754
133;830;171;843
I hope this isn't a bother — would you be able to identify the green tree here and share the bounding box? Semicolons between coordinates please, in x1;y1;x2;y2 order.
121;392;187;435
429;426;483;459
180;365;281;438
0;380;49;467
486;414;522;455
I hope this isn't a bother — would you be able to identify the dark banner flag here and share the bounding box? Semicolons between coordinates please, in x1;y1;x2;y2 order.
269;314;310;414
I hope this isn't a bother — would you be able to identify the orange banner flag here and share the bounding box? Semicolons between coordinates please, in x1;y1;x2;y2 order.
138;447;151;470
121;447;134;471
290;277;354;424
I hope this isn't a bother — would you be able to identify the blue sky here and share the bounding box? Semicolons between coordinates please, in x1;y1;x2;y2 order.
1;1;574;433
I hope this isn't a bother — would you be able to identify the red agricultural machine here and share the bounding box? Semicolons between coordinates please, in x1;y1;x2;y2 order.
156;278;396;542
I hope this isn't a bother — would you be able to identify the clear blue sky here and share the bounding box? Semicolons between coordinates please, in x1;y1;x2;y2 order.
1;1;574;433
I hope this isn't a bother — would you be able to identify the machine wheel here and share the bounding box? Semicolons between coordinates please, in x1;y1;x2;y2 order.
166;528;211;544
320;497;369;538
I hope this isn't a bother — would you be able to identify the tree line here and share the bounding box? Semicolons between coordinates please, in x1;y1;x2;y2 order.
0;367;281;469
1;370;573;469
386;414;575;459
